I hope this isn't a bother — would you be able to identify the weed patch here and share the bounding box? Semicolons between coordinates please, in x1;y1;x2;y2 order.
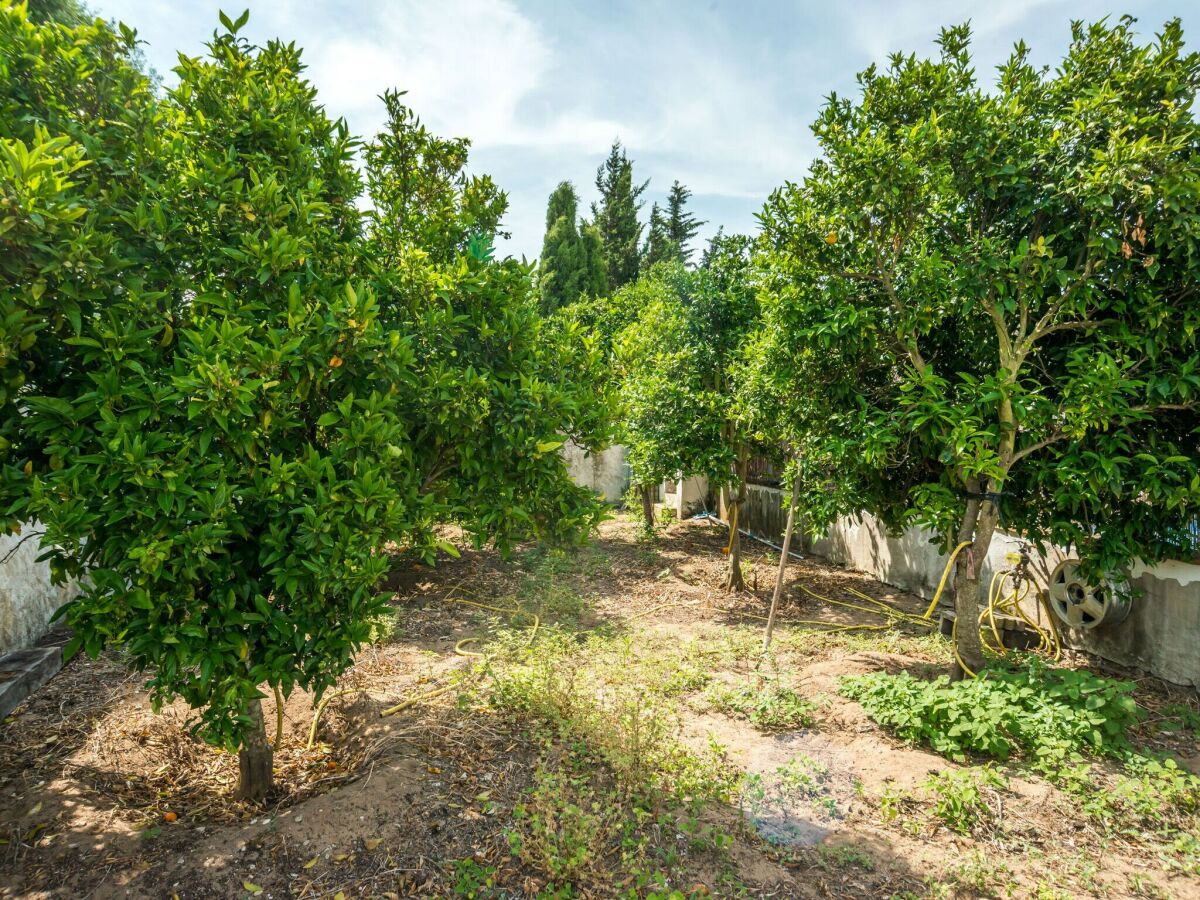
843;660;1200;863
878;766;1008;837
484;628;737;804
508;760;622;887
923;766;1008;835
706;678;815;731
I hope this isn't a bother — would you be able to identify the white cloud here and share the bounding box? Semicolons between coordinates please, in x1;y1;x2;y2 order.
92;0;1198;259
306;0;545;142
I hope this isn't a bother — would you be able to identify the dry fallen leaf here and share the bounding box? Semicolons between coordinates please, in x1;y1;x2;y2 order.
303;856;319;869
365;837;382;851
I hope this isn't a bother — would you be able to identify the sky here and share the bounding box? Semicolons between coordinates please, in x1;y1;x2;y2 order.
95;0;1195;262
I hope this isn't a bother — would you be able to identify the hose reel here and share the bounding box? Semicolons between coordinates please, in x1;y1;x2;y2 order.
1046;559;1132;630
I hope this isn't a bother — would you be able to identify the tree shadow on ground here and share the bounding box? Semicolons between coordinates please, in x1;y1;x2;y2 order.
0;519;953;897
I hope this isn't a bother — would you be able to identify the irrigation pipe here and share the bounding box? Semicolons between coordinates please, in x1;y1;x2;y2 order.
692;512;807;562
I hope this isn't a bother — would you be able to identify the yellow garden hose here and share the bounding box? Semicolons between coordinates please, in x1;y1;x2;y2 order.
979;569;1060;662
778;537;1056;679
946;559;1062;679
799;583;934;629
921;541;974;620
723;503;739;554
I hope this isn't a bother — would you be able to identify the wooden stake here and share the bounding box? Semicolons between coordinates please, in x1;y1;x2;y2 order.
762;473;801;653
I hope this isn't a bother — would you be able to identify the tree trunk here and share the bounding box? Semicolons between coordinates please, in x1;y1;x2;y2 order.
723;445;750;592
951;489;1000;679
237;696;273;802
639;483;655;532
762;473;801;653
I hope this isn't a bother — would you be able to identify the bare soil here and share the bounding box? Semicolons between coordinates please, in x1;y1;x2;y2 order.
1;516;1197;898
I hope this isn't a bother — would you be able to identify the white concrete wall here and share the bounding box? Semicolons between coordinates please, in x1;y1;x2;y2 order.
562;442;630;503
0;524;76;654
743;484;1200;687
660;475;708;519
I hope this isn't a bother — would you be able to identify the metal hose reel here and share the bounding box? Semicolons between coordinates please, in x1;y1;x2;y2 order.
1046;559;1132;630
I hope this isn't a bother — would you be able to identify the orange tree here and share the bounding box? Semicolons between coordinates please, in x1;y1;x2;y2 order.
2;8;610;800
757;19;1200;673
362;91;613;554
615;238;759;589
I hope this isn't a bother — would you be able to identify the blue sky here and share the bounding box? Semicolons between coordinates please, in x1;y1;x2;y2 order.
95;0;1195;261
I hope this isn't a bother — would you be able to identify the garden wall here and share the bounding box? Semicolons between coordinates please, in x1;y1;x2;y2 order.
739;483;1200;688
562;442;630;503
0;525;76;655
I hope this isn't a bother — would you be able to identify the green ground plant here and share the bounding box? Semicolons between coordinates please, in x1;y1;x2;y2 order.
1157;702;1200;737
707;678;815;731
840;659;1141;765
922;766;1008;835
484;627;737;805
815;843;875;872
844;662;1200;858
507;760;622;888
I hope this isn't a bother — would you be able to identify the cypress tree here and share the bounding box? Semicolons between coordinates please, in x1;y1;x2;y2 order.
641;202;676;271
591;141;647;291
539;183;609;313
666;180;704;263
579;221;609;299
539;182;584;313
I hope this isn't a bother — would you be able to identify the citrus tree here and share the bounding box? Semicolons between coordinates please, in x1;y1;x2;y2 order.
0;2;158;517
363;92;614;553
616;239;759;588
3;7;614;801
758;19;1200;673
8;10;419;799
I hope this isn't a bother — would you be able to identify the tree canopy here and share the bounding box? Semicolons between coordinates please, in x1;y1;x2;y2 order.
756;18;1200;671
537;181;607;314
666;180;704;264
614;237;759;586
1;5;613;798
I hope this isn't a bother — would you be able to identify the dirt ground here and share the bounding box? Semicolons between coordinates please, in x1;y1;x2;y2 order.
1;515;1197;899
